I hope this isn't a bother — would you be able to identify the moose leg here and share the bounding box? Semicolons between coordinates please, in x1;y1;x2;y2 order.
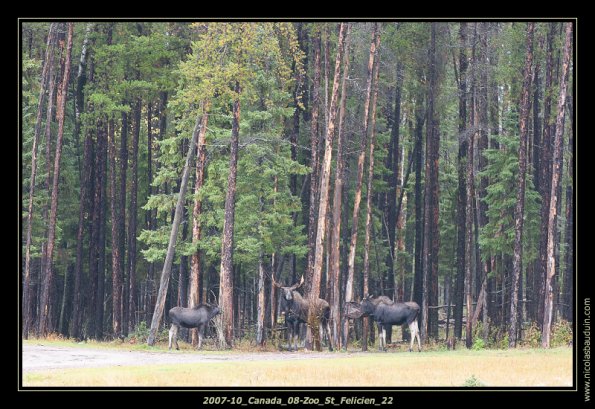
197;324;205;349
382;327;387;352
326;322;334;352
169;324;179;350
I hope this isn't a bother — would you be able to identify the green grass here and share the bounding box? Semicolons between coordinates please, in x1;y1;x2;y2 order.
22;340;572;387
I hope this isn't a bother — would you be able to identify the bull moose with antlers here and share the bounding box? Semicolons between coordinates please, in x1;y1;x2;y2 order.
272;275;334;352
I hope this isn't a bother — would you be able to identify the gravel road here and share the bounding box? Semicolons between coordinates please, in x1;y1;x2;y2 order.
22;344;350;372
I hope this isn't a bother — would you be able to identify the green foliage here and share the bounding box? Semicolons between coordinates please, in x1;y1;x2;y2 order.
463;374;486;387
478;109;541;269
551;320;573;347
472;337;486;351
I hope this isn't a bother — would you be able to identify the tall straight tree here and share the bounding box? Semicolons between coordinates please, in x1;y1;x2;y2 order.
329;23;350;349
361;31;381;351
422;22;441;341
218;81;242;348
453;22;468;340
509;22;534;348
128;98;142;332
308;23;346;352
343;23;378;348
542;22;572;348
305;29;322;292
23;22;56;338
38;22;73;337
189;101;210;346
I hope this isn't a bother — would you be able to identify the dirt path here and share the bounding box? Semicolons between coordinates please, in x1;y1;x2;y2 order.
22;344;350;372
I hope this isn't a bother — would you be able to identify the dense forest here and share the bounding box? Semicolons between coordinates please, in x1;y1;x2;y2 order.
21;21;574;350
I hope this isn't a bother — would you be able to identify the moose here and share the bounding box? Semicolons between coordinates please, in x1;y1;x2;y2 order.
273;275;333;352
359;295;422;352
168;304;220;350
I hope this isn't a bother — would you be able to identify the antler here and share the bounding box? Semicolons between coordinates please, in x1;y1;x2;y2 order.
271;273;283;288
290;274;305;290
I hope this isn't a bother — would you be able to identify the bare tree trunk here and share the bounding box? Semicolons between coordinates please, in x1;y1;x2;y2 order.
343;23;378;349
308;23;347;352
127;98;141;333
305;30;322;292
38;23;73;337
23;23;56;338
189;101;210;346
454;22;468;340
509;22;534;348
423;23;441;341
329;23;350;350
218;82;242;349
362;32;381;351
542;23;572;348
146;109;202;346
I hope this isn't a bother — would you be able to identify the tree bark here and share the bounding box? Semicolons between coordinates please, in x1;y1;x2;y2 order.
218;82;242;349
329;23;350;350
343;23;378;349
127;98;141;333
189;101;210;346
509;22;534;348
423;23;441;341
38;23;73;337
146;108;202;346
362;31;381;351
454;22;468;340
542;23;572;348
308;23;347;352
305;30;322;292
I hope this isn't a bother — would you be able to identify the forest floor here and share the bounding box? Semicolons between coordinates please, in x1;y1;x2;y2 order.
21;340;573;387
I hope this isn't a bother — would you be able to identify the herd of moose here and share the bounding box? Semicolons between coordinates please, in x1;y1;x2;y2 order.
167;275;422;352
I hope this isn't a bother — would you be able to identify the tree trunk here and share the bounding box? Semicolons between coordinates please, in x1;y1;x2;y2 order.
343;23;378;349
387;61;404;302
256;251;266;346
217;82;242;349
120;106;129;336
362;32;381;351
308;23;347;352
329;23;351;350
542;23;572;348
509;22;534;348
305;30;322;292
423;23;441;341
127;98;141;333
23;23;56;338
454;22;468;341
146;108;202;346
37;23;73;337
93;116;108;339
189;101;210;346
412;95;425;318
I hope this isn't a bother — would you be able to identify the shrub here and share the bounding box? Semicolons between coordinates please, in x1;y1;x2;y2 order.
463;375;485;387
472;338;486;351
551;320;573;347
521;322;541;348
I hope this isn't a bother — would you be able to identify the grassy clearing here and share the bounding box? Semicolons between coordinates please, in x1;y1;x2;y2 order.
22;345;572;387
